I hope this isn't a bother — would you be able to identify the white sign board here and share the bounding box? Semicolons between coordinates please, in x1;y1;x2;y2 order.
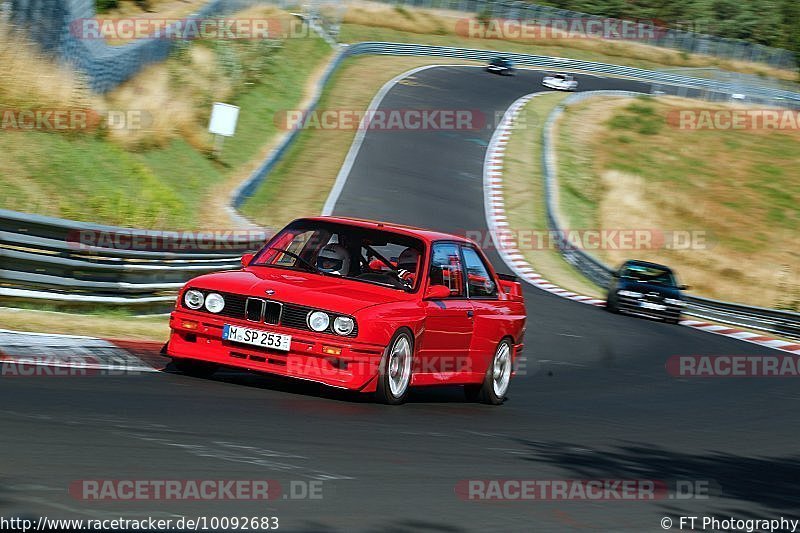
208;103;240;137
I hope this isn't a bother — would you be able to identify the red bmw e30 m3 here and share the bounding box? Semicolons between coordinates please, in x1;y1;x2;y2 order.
165;216;526;404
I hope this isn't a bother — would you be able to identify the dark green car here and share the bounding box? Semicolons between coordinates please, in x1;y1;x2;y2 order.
486;56;515;76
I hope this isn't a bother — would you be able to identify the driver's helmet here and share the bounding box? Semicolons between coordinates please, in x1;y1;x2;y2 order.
317;244;350;275
397;247;420;273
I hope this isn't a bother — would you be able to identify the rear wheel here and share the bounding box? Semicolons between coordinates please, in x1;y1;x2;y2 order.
375;330;414;405
467;339;513;405
172;358;219;378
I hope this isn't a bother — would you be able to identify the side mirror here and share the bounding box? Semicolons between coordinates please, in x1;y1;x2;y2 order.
679;284;690;291
241;253;254;267
424;285;451;300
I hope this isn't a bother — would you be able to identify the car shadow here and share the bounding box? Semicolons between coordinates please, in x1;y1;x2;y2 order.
165;364;490;406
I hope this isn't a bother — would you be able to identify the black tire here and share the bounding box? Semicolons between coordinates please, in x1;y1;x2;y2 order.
172;358;219;378
375;329;414;405
469;338;513;405
605;293;619;313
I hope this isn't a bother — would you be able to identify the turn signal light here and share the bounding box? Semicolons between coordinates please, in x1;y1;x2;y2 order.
181;320;199;330
322;345;342;356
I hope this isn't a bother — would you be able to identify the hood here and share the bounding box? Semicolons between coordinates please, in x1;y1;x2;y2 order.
187;267;409;314
619;279;681;298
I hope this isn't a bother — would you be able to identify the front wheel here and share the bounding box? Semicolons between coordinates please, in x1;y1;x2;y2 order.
375;330;414;405
467;339;513;405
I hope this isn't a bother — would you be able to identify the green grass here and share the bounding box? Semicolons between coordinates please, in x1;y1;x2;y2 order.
0;36;331;228
239;55;354;223
501;92;605;298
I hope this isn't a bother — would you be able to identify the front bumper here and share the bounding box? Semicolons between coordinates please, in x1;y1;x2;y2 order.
167;310;386;391
617;295;683;321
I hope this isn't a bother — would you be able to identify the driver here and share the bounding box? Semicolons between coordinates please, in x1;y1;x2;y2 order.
397;247;420;288
316;243;350;276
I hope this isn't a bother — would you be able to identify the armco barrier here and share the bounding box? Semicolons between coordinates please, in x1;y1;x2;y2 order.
540;91;800;339
0;208;268;305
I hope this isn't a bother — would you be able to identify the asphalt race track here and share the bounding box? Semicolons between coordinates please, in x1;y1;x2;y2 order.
1;67;798;532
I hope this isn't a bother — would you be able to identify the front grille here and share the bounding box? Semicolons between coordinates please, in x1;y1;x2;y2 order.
182;288;356;337
245;298;265;321
264;301;282;325
216;293;247;319
281;305;312;331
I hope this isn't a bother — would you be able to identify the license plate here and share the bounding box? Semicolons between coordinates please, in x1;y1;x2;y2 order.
223;324;291;351
640;301;666;311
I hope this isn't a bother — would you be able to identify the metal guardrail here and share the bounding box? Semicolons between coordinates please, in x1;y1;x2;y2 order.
540;91;800;339
345;43;800;105
0;208;268;306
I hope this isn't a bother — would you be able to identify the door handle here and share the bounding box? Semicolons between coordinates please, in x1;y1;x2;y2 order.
467;310;474;318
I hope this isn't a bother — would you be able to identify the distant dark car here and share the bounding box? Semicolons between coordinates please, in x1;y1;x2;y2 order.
486;57;515;76
606;260;688;323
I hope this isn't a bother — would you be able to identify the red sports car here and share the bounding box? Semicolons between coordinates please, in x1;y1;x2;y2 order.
165;217;526;404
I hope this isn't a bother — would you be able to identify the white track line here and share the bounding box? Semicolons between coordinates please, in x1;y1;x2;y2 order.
321;64;454;216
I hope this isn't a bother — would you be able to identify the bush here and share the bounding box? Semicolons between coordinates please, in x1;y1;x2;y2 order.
96;0;118;13
476;7;492;27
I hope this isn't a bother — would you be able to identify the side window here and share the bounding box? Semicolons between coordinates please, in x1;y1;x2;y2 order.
462;247;497;298
429;243;464;298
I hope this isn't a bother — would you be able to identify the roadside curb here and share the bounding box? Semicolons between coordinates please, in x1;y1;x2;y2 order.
483;92;606;308
0;330;165;372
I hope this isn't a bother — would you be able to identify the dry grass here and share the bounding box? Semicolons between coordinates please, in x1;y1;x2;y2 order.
501;92;605;299
101;0;206;18
0;23;95;112
0;308;169;341
102;42;229;150
341;3;798;82
105;6;292;151
1;7;292;152
241;55;478;228
556;96;800;309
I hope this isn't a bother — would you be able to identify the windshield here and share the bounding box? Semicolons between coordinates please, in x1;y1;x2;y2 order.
252;220;426;291
620;264;677;286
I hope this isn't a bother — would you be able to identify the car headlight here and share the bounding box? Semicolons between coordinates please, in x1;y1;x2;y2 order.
307;311;330;332
204;292;225;313
665;298;686;306
618;290;643;298
184;289;204;310
333;316;355;336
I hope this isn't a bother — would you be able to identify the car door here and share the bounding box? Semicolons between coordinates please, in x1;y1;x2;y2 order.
461;245;503;372
418;242;474;377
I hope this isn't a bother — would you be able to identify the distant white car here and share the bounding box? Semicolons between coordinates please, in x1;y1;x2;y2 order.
542;73;578;91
